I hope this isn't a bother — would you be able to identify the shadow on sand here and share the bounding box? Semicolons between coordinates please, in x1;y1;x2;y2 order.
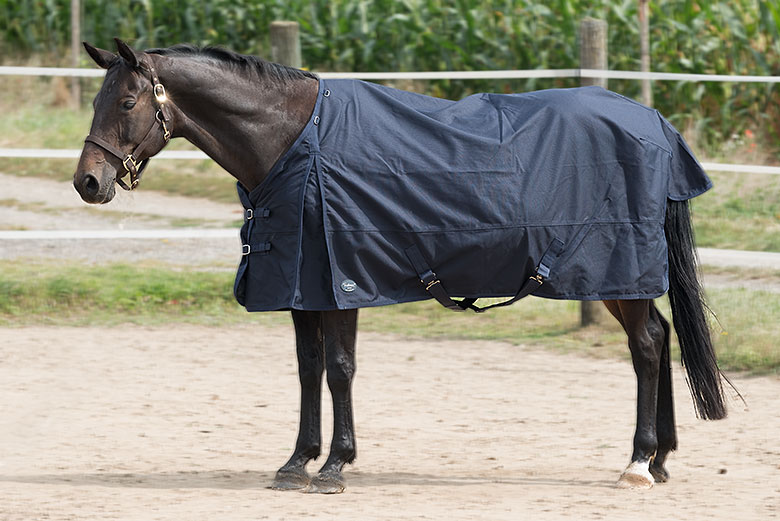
0;469;615;490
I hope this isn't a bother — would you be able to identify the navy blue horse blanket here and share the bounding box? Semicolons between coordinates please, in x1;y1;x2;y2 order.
234;79;711;311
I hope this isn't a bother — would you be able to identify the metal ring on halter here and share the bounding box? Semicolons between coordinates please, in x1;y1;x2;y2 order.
153;83;167;103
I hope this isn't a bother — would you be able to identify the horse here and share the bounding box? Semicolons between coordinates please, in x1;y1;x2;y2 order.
73;39;726;494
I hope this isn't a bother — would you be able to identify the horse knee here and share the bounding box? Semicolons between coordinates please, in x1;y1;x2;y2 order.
325;359;355;393
299;364;323;390
296;345;324;387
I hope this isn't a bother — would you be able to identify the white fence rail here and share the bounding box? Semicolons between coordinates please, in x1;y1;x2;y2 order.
0;229;238;240
0;227;777;270
0;148;206;160
1;149;778;176
3;66;780;83
699;163;780;176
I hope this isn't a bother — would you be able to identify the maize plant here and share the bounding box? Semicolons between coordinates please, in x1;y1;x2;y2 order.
0;0;778;152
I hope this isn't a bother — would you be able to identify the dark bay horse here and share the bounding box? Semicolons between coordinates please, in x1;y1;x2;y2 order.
73;39;726;493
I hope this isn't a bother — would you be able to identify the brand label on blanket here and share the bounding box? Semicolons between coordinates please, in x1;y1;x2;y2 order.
340;279;357;292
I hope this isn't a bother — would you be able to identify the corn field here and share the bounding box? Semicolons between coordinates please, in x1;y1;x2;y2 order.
1;0;779;153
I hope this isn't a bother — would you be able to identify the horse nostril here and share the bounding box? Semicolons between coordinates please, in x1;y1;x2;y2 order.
84;174;100;196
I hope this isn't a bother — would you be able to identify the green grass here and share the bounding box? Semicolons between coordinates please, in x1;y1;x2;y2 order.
1;260;777;375
0;261;247;326
705;288;780;373
691;171;780;251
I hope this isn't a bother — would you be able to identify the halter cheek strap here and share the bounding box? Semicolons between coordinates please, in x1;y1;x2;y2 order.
84;59;173;191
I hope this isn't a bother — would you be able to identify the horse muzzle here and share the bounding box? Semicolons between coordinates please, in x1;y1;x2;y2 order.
73;163;117;204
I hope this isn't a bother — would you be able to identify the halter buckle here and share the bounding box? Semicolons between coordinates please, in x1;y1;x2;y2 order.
122;154;137;173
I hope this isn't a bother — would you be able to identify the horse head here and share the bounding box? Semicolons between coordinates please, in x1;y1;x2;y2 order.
74;39;173;203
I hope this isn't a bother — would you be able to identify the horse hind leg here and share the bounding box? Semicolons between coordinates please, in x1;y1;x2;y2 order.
605;299;665;490
306;308;358;494
649;305;677;483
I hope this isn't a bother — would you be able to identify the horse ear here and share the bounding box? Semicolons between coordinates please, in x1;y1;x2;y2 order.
114;38;143;68
83;42;115;69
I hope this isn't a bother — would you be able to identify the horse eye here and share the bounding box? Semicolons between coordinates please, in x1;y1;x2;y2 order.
122;100;136;110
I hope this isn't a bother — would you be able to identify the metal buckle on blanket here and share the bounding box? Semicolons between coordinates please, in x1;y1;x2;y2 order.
420;269;440;291
244;208;270;221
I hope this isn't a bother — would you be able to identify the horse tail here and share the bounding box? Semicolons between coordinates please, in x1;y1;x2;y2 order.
665;198;726;420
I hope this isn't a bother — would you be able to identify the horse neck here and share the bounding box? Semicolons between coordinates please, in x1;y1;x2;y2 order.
157;55;318;191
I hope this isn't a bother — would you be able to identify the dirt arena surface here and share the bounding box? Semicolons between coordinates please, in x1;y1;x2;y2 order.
0;324;777;520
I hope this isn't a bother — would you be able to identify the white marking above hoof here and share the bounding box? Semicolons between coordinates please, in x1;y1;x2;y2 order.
617;460;655;490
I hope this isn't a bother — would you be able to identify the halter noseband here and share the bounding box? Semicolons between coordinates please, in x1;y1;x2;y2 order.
84;60;173;191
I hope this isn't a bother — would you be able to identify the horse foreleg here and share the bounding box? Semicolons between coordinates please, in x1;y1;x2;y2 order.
649;305;677;483
605;299;664;489
272;310;326;490
307;308;358;494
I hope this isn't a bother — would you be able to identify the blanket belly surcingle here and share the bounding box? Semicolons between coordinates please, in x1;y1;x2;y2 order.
234;79;712;312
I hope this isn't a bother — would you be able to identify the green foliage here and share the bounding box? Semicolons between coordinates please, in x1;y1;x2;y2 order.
1;1;779;151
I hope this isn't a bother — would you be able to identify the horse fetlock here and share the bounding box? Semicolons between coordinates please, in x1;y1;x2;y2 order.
300;444;321;461
327;443;356;468
632;431;658;460
649;458;670;483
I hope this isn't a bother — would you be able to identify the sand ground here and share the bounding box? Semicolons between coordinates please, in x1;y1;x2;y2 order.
0;324;777;521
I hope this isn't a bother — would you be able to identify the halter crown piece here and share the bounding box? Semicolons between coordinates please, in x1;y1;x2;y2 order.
84;58;173;190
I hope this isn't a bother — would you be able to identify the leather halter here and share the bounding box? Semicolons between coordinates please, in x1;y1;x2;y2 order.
84;60;173;190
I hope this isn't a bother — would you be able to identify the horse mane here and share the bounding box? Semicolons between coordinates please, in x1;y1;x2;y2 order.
146;44;318;83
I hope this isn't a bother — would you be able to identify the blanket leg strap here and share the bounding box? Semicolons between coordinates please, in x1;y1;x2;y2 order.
404;238;565;313
404;244;472;312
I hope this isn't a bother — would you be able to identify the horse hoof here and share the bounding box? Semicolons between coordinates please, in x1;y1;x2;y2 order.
306;471;346;494
649;463;670;483
271;468;310;491
617;461;654;490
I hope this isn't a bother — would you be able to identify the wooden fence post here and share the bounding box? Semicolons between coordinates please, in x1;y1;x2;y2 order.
70;0;81;109
270;21;302;68
580;18;607;88
639;0;653;107
579;18;608;327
